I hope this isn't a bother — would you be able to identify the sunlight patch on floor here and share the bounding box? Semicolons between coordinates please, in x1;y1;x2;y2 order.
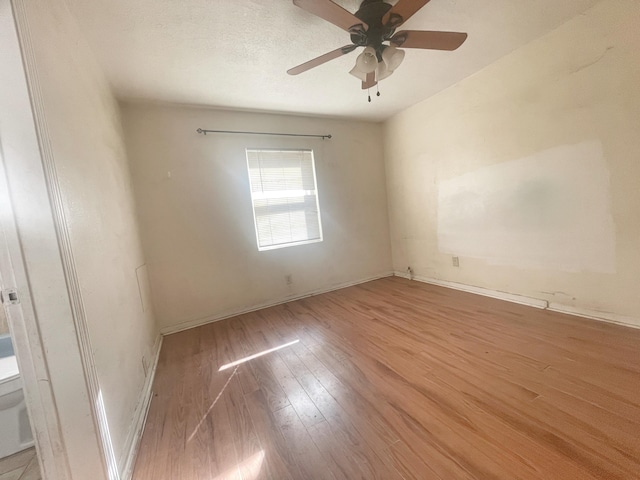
218;340;300;371
213;450;265;480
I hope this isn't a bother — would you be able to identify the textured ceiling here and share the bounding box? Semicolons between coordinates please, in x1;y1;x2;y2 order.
66;0;600;121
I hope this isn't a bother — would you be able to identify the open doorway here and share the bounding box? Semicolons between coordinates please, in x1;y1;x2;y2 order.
0;301;40;479
0;2;78;478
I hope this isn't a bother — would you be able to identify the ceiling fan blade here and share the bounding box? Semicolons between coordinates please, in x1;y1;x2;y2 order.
293;0;367;32
390;30;468;50
362;72;377;90
287;45;357;75
383;0;431;27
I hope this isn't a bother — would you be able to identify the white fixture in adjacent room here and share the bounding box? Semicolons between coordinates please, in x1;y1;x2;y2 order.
0;335;34;459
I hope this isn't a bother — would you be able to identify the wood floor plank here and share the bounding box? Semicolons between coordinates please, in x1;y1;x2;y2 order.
261;351;325;428
291;341;400;447
182;358;214;480
272;405;337;480
244;388;303;480
223;373;264;480
388;440;444;480
286;346;404;479
306;418;371;480
220;319;261;394
235;316;292;412
133;277;640;480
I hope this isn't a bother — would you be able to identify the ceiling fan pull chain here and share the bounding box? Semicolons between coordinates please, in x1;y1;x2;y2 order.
377;83;380;97
368;87;371;103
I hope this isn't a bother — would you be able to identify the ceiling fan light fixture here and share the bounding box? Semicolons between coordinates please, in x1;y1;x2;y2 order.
349;65;368;81
355;46;378;74
382;46;405;71
375;61;393;81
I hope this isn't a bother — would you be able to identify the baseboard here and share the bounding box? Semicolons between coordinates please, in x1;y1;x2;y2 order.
161;271;395;335
547;303;640;330
394;271;640;330
119;334;163;480
394;271;548;309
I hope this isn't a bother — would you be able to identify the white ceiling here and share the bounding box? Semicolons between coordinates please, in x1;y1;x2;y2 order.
66;0;600;121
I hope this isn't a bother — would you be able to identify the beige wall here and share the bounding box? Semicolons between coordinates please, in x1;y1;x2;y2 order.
122;103;393;332
384;0;640;325
10;0;159;475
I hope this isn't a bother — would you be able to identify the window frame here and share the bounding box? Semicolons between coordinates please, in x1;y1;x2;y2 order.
245;147;324;252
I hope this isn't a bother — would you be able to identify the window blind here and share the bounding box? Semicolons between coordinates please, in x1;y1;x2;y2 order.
246;149;323;250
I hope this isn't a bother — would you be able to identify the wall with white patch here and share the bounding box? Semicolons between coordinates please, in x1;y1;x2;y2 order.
437;141;616;274
384;0;640;324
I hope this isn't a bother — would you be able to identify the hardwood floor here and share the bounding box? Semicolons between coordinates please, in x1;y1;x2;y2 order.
132;277;640;479
0;448;41;480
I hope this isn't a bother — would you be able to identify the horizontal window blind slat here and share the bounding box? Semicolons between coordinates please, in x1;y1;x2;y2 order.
246;149;322;250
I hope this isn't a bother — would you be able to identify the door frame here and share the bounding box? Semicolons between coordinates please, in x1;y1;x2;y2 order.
0;148;72;479
0;0;104;478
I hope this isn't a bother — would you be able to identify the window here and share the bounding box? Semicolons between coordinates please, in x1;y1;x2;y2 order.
246;149;323;251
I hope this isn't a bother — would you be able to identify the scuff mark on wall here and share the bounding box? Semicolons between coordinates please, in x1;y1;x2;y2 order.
571;46;614;75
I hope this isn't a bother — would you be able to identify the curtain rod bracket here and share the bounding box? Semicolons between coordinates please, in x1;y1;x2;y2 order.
196;128;331;140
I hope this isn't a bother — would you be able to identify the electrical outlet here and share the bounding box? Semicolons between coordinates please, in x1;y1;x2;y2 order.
406;266;414;279
285;274;293;285
452;256;460;267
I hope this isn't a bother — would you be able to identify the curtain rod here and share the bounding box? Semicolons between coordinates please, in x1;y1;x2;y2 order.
196;128;331;140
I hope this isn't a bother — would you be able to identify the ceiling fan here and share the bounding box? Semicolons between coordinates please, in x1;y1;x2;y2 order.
287;0;468;98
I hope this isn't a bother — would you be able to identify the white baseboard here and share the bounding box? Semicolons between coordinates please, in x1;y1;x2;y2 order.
548;303;640;329
394;271;548;309
119;334;163;480
161;271;395;336
394;271;640;330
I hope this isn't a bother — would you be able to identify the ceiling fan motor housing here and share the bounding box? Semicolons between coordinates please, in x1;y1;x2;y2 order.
351;0;399;60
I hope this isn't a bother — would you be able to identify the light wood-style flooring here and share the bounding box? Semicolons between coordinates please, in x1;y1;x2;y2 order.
133;277;640;479
0;448;40;480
